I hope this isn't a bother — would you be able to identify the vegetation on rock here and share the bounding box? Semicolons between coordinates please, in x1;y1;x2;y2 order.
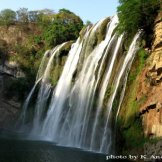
117;0;160;43
0;7;83;100
116;46;149;153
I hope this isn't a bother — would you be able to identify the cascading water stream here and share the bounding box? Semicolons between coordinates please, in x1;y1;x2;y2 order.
17;43;68;131
16;77;42;127
31;43;68;133
41;22;93;139
99;31;141;153
36;50;51;82
15;50;52;128
90;34;124;151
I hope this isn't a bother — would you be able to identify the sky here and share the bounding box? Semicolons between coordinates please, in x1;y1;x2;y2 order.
0;0;119;23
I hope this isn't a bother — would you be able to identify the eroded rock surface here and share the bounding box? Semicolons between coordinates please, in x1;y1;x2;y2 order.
137;9;162;137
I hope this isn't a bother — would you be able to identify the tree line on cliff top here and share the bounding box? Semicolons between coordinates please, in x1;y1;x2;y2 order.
0;8;84;48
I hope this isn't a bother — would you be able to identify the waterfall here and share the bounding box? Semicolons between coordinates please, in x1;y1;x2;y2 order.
16;77;42;127
36;50;51;82
40;18;108;140
31;43;68;133
90;34;124;151
56;16;119;147
16;51;51;127
18;15;141;154
99;31;141;153
17;43;68;130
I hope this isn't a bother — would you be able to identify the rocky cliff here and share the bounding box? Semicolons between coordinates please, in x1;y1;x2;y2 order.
138;9;162;138
117;6;162;156
0;23;42;78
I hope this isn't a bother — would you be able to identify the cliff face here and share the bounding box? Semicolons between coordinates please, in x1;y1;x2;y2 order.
0;74;20;129
0;23;42;78
117;7;162;155
0;23;41;46
0;24;42;129
137;10;162;138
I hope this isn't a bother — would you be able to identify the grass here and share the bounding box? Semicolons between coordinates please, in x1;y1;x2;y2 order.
128;48;148;82
121;48;148;128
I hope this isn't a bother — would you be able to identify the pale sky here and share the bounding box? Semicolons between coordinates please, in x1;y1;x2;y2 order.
0;0;119;23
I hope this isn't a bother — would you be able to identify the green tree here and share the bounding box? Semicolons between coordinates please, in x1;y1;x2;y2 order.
0;9;16;26
117;0;160;36
16;8;29;23
43;8;83;48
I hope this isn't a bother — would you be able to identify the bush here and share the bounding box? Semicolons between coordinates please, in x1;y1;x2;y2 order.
117;0;160;37
43;9;83;48
0;9;16;26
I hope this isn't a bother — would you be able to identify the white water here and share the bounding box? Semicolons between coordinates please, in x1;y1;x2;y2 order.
19;16;141;154
41;24;92;139
36;50;50;82
31;43;68;133
18;43;67;130
16;77;42;127
16;49;51;127
61;16;119;148
99;31;141;153
90;34;124;151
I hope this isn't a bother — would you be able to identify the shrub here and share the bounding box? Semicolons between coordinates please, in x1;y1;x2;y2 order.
0;9;16;26
117;0;160;37
43;9;83;48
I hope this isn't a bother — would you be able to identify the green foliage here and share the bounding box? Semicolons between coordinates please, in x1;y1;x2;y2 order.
33;35;43;44
128;48;148;82
85;20;93;26
59;8;72;14
12;45;41;84
49;41;72;86
36;9;55;27
0;8;55;26
0;7;83;100
0;7;83;49
0;9;16;26
28;9;54;23
43;8;83;48
5;42;45;101
123;119;146;149
122;48;148;127
117;0;160;37
117;46;149;151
